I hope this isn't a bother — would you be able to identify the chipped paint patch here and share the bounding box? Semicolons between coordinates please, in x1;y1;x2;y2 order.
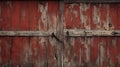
23;43;31;63
52;15;57;30
79;4;91;30
104;5;110;30
39;38;46;47
93;5;100;24
38;3;48;31
73;10;78;17
80;6;87;24
85;38;90;63
93;5;102;29
100;42;105;67
80;3;90;11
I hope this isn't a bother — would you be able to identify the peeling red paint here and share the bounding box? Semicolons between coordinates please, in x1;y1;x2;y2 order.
64;4;80;29
90;37;99;63
1;37;11;64
108;4;119;66
0;2;120;67
73;38;80;61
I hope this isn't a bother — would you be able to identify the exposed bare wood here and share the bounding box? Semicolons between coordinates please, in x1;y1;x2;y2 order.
0;31;51;37
64;29;120;36
0;30;120;37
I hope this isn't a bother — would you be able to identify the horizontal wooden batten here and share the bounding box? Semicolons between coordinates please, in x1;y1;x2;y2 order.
0;31;51;37
0;30;120;37
64;29;120;37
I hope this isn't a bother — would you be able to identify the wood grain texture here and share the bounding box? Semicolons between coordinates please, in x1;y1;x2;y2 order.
0;1;120;67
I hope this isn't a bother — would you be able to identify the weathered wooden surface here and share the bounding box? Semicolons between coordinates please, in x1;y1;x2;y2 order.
0;30;120;36
0;1;120;67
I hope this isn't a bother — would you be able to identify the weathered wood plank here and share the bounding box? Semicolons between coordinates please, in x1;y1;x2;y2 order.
99;4;109;67
29;2;41;67
108;4;119;67
19;1;31;67
11;2;23;67
47;2;59;67
0;30;120;36
0;2;120;67
0;2;12;67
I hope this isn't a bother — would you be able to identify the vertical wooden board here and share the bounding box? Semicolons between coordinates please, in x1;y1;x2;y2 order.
109;4;118;30
64;4;72;29
64;3;71;66
0;2;12;66
117;4;120;66
28;2;40;67
31;2;50;67
47;2;59;67
64;3;81;67
90;37;99;67
0;2;3;30
73;38;81;66
37;2;47;67
29;2;39;31
64;3;93;67
19;2;31;67
116;37;120;66
109;4;119;67
0;2;2;65
80;3;91;30
80;3;92;67
118;4;120;30
11;37;23;66
1;2;12;31
0;37;11;65
19;2;29;31
99;4;109;67
11;2;21;66
29;2;42;67
90;4;101;67
11;2;20;31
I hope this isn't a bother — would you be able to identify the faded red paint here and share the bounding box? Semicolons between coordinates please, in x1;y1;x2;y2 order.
73;38;81;61
108;4;119;66
64;4;80;29
0;1;120;67
0;2;12;65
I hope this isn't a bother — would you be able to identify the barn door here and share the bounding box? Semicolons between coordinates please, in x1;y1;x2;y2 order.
0;1;120;67
63;3;120;67
0;1;65;67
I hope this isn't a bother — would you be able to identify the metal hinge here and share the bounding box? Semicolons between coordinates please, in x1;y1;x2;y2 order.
0;29;120;37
